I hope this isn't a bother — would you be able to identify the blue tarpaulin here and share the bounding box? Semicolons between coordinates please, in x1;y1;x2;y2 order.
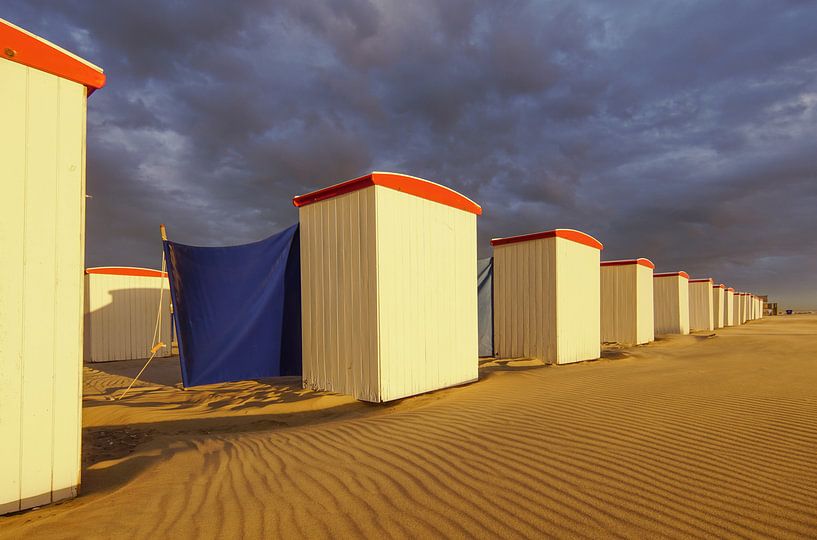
163;224;302;387
477;257;493;357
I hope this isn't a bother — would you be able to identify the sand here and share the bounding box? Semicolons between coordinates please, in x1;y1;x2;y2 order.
2;315;817;539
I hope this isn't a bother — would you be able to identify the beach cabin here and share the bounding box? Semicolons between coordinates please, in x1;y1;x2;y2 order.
742;293;749;323
600;259;655;345
84;267;172;362
688;279;714;331
0;19;104;514
732;292;742;325
294;172;480;402
724;287;735;326
712;284;725;329
492;229;602;364
653;271;690;335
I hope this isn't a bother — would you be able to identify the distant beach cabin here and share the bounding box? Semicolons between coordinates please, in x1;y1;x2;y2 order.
712;284;725;329
294;172;480;402
491;229;602;364
688;279;714;331
733;292;742;325
724;287;735;326
0;18;104;514
600;259;655;345
84;267;172;362
653;271;690;335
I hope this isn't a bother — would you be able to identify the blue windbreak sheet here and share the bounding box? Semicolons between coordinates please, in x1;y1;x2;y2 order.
477;257;493;357
163;224;302;387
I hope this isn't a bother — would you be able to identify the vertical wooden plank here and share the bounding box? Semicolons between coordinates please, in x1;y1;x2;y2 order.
20;68;59;509
0;59;28;515
51;78;85;503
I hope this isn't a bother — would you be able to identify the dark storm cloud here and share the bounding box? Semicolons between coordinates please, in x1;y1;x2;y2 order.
5;0;817;307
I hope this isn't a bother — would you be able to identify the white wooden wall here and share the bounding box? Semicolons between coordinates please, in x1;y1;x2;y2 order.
493;236;600;364
555;239;601;363
494;238;557;362
0;61;86;513
732;294;742;325
601;265;654;345
299;188;380;401
653;276;690;335
375;187;477;401
725;290;735;326
712;287;725;329
689;282;714;331
299;185;478;402
83;273;172;362
636;265;655;344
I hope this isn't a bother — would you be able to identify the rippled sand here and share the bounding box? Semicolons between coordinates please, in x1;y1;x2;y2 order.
2;315;816;539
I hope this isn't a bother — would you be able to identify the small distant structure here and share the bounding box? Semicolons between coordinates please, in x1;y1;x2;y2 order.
600;259;655;345
294;172;481;402
84;267;172;362
491;229;603;364
653;271;690;335
688;279;715;331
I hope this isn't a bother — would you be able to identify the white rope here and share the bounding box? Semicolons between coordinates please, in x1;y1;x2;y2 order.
118;250;168;400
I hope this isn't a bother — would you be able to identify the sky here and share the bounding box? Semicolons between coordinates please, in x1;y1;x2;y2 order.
6;1;817;308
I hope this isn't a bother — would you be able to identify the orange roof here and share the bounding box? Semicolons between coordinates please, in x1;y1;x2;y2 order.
86;267;167;278
601;258;655;270
292;171;481;215
727;287;735;292
1;18;105;93
689;278;714;283
714;283;725;289
490;229;603;250
654;271;689;279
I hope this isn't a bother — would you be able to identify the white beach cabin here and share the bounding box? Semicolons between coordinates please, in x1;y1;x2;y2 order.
689;279;715;331
294;172;480;402
600;259;655;345
0;18;104;514
83;267;172;362
712;284;725;329
653;271;690;335
724;287;735;326
491;229;603;365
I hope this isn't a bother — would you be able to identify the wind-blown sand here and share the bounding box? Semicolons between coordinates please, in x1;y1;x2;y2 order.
3;315;817;538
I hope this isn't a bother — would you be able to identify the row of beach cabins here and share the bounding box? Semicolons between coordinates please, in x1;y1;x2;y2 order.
81;172;767;405
0;18;766;515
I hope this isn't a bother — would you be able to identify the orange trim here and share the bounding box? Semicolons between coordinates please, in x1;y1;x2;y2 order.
601;258;655;270
0;19;105;92
689;278;713;283
727;288;735;292
86;266;167;278
654;271;689;279
292;171;481;215
490;228;603;250
713;284;725;289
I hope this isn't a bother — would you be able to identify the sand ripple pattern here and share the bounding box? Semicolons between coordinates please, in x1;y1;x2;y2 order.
3;316;817;539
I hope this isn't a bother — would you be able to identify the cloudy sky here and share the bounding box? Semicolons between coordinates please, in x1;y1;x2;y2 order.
6;1;817;308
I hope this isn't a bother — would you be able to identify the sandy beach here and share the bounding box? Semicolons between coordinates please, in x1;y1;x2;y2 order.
2;314;816;539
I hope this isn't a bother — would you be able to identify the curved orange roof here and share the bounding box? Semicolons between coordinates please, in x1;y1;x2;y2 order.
86;266;167;278
1;18;105;93
292;171;482;215
490;228;603;250
689;278;714;283
714;283;725;289
727;287;735;292
654;271;689;279
601;258;655;270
